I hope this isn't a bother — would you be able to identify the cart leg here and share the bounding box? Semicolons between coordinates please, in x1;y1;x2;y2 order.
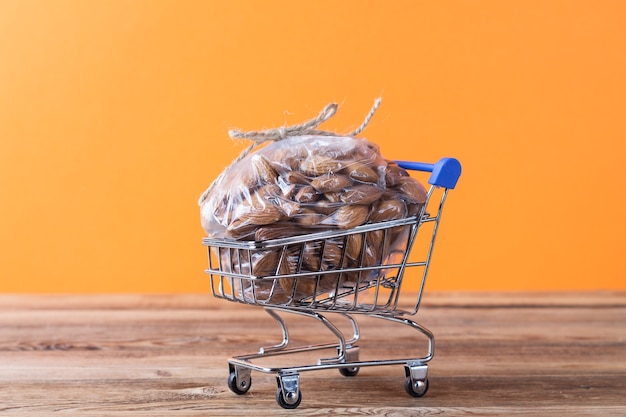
311;311;348;365
258;308;289;354
275;372;302;409
338;345;360;377
338;313;360;345
370;314;435;362
227;364;252;395
404;363;429;397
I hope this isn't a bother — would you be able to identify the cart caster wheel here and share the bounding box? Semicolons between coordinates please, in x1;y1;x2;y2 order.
339;366;360;377
276;373;302;409
276;387;302;409
405;377;429;397
227;370;251;395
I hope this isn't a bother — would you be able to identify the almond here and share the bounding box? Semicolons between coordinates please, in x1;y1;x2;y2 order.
256;183;281;200
310;174;353;193
323;191;342;203
369;199;407;223
279;183;298;199
230;200;283;228
384;162;410;187
277;249;302;294
269;148;300;172
362;229;385;267
273;197;300;217
362;242;381;268
250;154;278;185
302;239;344;272
407;201;425;217
340;184;384;205
251;250;280;277
310;199;339;215
342;161;380;184
282;170;310;185
294;185;318;203
302;241;322;271
321;240;343;270
397;176;427;204
330;205;369;229
225;221;260;239
254;224;309;241
345;233;364;261
295;208;326;227
300;155;343;176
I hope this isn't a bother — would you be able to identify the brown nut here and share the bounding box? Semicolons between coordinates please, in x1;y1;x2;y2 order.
384;162;410;187
300;155;343;176
251;250;280;277
366;229;385;248
303;239;344;272
294;185;318;203
225;221;260;239
321;239;344;270
295;208;326;227
310;174;353;193
323;192;342;203
273;198;300;217
368;199;408;223
345;233;364;261
406;201;425;217
366;140;381;155
330;205;369;229
231;199;283;227
256;183;281;200
397;176;427;204
250;154;278;185
269;148;300;172
279;183;298;200
342;161;380;184
282;171;310;185
254;224;308;241
362;229;384;267
340;184;384;205
218;248;237;274
277;249;304;294
302;241;322;271
310;199;339;215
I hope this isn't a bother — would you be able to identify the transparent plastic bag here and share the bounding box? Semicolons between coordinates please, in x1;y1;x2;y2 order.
200;134;426;301
200;135;426;239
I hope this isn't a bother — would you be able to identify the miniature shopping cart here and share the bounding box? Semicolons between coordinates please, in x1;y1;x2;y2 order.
202;158;461;409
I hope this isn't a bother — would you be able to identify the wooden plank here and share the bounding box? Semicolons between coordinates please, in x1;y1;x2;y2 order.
2;291;625;311
0;293;624;415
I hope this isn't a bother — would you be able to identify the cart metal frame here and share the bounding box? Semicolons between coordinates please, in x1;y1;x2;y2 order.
202;158;461;409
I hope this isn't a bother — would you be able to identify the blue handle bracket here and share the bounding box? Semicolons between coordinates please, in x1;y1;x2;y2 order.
396;158;462;189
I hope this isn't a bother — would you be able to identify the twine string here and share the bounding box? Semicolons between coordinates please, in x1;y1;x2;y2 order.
198;98;382;205
227;102;339;142
348;97;381;137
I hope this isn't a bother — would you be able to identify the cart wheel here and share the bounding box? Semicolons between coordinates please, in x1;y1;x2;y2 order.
339;366;360;377
404;377;429;397
228;370;251;395
276;387;302;409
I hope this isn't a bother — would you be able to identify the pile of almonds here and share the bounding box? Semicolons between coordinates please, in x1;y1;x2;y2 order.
200;135;427;302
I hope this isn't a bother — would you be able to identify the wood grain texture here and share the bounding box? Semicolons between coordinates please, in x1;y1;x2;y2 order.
1;292;625;416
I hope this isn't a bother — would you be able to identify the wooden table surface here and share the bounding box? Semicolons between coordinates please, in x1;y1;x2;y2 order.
1;292;625;416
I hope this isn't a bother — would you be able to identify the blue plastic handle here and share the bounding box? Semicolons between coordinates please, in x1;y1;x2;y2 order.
396;158;462;189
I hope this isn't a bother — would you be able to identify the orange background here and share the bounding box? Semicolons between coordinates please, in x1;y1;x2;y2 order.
1;0;625;293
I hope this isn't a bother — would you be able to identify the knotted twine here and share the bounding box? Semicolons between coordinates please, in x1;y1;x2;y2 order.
198;98;382;205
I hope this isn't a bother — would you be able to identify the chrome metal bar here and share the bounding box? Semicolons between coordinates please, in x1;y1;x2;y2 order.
369;313;434;363
410;188;450;316
258;308;290;354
